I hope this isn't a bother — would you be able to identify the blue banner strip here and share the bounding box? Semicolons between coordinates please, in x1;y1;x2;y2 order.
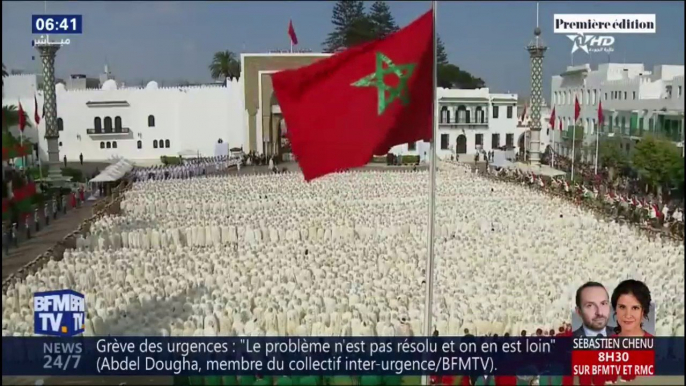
2;337;684;376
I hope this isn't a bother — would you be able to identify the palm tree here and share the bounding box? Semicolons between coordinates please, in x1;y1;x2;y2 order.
209;51;241;82
2;105;31;132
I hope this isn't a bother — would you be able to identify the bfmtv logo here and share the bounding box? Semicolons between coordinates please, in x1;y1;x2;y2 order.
34;289;86;337
567;33;615;54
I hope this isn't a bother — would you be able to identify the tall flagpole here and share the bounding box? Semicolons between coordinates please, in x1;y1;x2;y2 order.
571;104;577;182
421;3;438;385
551;125;555;168
594;121;600;175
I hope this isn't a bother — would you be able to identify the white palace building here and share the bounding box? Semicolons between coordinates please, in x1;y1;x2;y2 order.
551;63;684;160
2;53;547;165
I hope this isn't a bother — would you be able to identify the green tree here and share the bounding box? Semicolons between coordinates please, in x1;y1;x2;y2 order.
343;16;376;48
632;135;683;196
2;105;31;132
209;51;241;81
436;35;448;65
323;0;366;52
598;136;629;180
437;63;485;89
368;1;398;39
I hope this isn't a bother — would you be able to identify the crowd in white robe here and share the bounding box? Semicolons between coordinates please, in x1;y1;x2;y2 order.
2;162;683;337
130;156;241;181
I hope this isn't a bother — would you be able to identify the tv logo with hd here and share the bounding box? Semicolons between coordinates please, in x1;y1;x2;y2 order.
34;290;85;337
567;33;615;54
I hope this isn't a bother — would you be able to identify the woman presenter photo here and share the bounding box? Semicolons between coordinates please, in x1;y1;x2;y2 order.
610;279;653;338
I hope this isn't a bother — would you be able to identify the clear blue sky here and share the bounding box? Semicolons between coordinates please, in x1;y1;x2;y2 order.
2;1;683;97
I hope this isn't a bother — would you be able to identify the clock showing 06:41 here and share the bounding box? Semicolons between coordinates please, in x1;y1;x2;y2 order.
32;15;83;34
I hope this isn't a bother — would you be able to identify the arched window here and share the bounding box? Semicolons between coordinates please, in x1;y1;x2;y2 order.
476;107;485;123
114;116;122;132
153;140;158;148
159;139;164;148
100;142;105;149
148;115;155;127
440;106;449;123
106;141;111;149
57;118;64;131
457;105;467;123
165;139;170;148
137;140;142;149
94;117;102;132
112;141;117;149
104;117;113;133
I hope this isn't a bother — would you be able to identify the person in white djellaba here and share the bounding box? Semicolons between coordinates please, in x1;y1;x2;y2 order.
2;162;683;338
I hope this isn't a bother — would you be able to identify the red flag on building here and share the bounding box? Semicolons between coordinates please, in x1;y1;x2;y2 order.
559;118;563;131
574;96;581;122
34;94;41;125
597;101;604;126
288;20;298;46
549;106;556;129
272;10;433;181
18;101;26;132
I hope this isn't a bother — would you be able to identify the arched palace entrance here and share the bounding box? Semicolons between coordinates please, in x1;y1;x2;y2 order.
456;135;467;154
267;92;292;161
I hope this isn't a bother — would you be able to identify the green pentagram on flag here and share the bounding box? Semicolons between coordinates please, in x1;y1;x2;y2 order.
351;52;416;115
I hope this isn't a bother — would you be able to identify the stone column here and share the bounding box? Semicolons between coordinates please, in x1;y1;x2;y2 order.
527;27;547;167
35;44;64;181
247;112;257;153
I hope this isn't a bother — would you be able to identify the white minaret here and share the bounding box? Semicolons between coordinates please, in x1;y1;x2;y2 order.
526;2;547;166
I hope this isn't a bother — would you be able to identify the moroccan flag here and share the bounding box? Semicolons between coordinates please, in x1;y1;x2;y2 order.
288;20;298;46
18;101;26;132
34;94;41;125
574;96;581;122
598;101;604;126
272;10;433;181
549;106;556;129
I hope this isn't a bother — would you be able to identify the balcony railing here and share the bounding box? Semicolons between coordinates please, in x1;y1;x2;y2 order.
439;120;488;129
87;127;131;135
602;126;682;142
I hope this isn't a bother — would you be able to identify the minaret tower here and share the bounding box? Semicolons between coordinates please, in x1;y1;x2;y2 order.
35;42;66;182
526;2;547;166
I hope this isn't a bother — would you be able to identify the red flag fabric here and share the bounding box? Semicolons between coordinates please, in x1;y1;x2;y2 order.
288;20;298;46
272;10;433;181
549;106;556;128
559;118;563;131
34;94;41;125
574;96;580;122
18;101;26;132
597;101;604;125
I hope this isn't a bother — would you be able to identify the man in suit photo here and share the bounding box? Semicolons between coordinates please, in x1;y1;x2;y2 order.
573;281;615;337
